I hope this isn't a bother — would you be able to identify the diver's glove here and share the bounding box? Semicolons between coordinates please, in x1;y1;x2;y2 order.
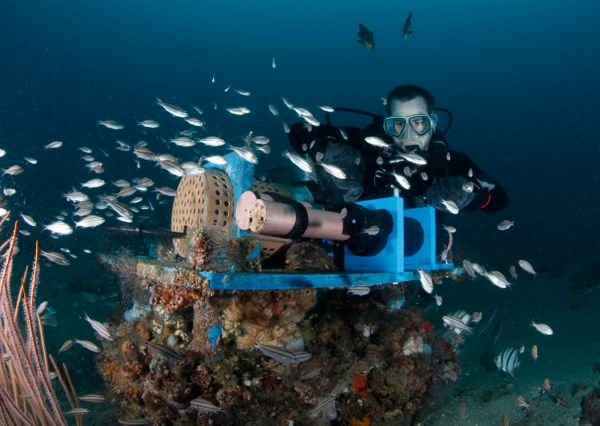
422;176;475;212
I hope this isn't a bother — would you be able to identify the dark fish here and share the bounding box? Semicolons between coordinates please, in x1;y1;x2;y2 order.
255;342;312;365
190;397;223;415
403;12;413;39
118;419;152;425
357;24;375;50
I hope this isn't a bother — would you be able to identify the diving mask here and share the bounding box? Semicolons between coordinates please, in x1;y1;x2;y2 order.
383;113;437;138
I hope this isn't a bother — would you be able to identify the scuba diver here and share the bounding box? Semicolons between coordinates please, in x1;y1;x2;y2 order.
285;84;508;213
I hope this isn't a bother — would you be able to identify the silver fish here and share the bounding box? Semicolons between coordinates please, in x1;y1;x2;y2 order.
75;339;101;353
138;120;159;128
158;159;185;177
44;221;73;236
2;165;24;176
156;98;188;118
361;225;380;236
347;285;370;296
509;265;518;279
302;114;320;127
98;120;124;130
197;136;226;147
229;146;258;164
81;178;105;189
24;157;37;164
84;313;113;341
462;260;476;278
441;199;459;214
36;301;49;316
318;105;335;112
170;136;195;147
284;151;312;173
530;321;553;335
226;107;251;116
398;152;427;166
20;213;37;227
45;140;63;149
268;103;279;116
65;408;90;416
235;89;251;96
193;106;204;115
281;97;294;109
79;146;93;153
78;394;107;403
497;220;514;231
116;186;137;198
518;259;536;277
202;155;227;166
418;268;434;294
250;135;270;145
105;197;134;220
272;56;277;68
154;186;176;197
442;315;472;333
364;136;391;150
318;162;346;179
392;172;411;190
184;117;204;127
484;271;510;289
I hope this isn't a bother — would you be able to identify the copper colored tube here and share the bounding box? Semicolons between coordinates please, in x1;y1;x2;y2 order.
236;191;349;241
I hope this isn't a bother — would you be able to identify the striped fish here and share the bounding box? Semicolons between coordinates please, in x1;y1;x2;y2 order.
78;394;106;403
145;341;183;362
442;315;472;333
494;347;521;377
462;260;477;278
255;343;312;365
84;313;113;341
190;397;223;415
117;420;151;425
65;408;90;416
59;339;74;353
75;339;101;353
309;394;337;419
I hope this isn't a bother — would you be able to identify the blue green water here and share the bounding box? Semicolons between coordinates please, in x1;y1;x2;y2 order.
1;0;599;423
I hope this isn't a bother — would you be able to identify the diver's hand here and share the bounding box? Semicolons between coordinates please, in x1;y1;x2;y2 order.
424;176;475;211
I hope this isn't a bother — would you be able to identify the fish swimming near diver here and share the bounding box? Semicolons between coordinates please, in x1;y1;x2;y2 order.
494;347;521;377
357;24;375;50
403;12;413;39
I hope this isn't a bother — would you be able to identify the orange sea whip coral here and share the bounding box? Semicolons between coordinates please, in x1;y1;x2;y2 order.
0;218;75;425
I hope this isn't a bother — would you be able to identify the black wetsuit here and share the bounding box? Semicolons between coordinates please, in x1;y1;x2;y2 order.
287;119;508;212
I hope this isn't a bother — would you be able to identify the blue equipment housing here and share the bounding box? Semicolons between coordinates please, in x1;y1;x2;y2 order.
196;152;453;292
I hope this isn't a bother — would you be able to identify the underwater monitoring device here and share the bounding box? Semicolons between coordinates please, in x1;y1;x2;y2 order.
166;151;452;291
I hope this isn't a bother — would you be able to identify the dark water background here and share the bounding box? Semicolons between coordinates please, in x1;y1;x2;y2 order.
1;0;599;419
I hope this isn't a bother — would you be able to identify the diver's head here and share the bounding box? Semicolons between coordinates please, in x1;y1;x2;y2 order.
384;85;437;151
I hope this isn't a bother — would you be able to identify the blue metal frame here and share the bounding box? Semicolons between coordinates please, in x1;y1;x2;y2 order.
194;152;452;292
